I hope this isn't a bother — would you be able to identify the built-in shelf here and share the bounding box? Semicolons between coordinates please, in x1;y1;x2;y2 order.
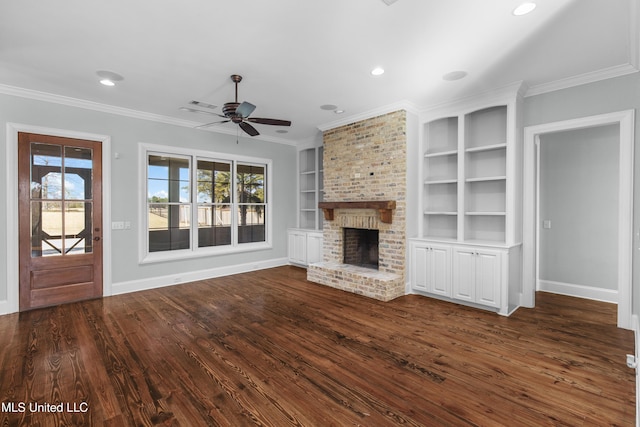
465;143;506;153
425;149;458;158
425;178;458;185
465;176;506;183
298;146;324;230
424;211;457;215
465;212;506;216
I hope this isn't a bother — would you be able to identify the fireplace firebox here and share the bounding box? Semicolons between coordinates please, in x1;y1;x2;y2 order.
343;228;379;270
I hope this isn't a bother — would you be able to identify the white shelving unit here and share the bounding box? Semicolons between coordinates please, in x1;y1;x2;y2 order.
298;147;323;230
289;145;324;267
412;84;524;315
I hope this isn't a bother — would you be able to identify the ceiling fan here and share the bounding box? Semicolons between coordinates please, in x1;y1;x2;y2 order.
195;74;291;136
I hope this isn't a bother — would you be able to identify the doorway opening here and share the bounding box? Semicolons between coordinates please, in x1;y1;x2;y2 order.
523;110;634;329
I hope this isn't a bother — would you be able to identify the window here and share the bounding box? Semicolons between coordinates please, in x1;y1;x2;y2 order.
140;144;271;263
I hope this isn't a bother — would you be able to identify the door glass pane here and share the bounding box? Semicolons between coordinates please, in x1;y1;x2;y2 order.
31;143;62;199
30;142;95;258
65;202;92;254
64;146;93;200
32;201;63;257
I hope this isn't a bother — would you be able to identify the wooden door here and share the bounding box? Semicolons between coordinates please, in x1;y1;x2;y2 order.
18;132;103;311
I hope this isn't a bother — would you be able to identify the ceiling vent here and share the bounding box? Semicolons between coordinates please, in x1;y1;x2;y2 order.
381;0;399;5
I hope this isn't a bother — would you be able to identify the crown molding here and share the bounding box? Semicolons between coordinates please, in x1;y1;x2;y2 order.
524;63;639;97
418;81;527;120
0;83;297;146
316;100;420;132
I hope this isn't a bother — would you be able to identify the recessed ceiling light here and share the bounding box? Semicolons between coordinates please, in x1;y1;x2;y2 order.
513;2;536;16
276;129;289;134
96;70;124;87
371;67;385;76
334;109;345;114
442;71;468;81
320;104;338;111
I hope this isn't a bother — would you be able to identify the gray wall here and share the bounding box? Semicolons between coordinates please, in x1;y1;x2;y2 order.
523;71;640;315
0;93;297;302
538;125;619;289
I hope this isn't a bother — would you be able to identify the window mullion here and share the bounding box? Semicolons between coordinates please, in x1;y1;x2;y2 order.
231;160;238;247
191;155;198;251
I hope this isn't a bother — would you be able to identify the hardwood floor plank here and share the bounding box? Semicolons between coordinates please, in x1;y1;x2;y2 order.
0;266;634;426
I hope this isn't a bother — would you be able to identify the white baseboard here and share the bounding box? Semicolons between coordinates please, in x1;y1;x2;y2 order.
0;300;13;316
111;257;288;296
537;280;618;304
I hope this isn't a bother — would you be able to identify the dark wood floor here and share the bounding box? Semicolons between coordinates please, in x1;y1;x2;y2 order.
0;266;634;426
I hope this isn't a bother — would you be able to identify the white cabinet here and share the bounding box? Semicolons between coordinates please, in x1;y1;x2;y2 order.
410;241;451;297
410;239;517;315
452;246;502;308
287;229;323;267
288;230;307;265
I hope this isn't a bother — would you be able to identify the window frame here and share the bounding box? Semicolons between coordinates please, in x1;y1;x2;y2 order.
139;143;272;264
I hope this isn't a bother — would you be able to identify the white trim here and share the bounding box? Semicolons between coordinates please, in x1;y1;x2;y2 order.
138;142;273;264
0;83;296;147
538;281;618;304
3;123;112;315
112;257;288;295
523;110;635;329
525;64;639;98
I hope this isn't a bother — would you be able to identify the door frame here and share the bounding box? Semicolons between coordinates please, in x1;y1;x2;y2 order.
5;123;112;314
522;110;635;329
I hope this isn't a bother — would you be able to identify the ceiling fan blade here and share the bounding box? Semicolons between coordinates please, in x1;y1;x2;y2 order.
247;117;292;126
236;101;256;118
195;120;230;129
239;121;260;136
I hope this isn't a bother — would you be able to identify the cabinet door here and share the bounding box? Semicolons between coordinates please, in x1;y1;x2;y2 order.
429;245;451;296
306;233;323;264
287;231;307;265
475;250;502;308
411;245;429;292
452;248;476;302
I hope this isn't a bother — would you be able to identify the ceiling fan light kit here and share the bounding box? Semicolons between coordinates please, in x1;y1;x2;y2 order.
194;74;291;137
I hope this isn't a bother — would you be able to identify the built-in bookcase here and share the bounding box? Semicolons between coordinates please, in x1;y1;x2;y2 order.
423;116;458;240
298;146;323;230
413;84;524;315
421;102;517;245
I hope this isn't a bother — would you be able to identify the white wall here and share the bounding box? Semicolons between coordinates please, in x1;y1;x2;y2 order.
0;93;297;310
538;125;619;291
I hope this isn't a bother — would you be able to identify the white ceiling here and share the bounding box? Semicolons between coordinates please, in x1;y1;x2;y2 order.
0;0;637;145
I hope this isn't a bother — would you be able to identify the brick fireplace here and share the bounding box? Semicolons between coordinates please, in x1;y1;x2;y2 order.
307;110;406;301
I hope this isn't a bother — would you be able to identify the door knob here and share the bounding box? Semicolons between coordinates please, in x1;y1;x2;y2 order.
94;236;101;241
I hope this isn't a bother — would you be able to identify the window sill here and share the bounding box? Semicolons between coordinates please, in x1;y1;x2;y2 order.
139;242;273;265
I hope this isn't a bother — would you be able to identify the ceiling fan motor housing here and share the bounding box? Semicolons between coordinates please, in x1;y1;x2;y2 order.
222;102;241;121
